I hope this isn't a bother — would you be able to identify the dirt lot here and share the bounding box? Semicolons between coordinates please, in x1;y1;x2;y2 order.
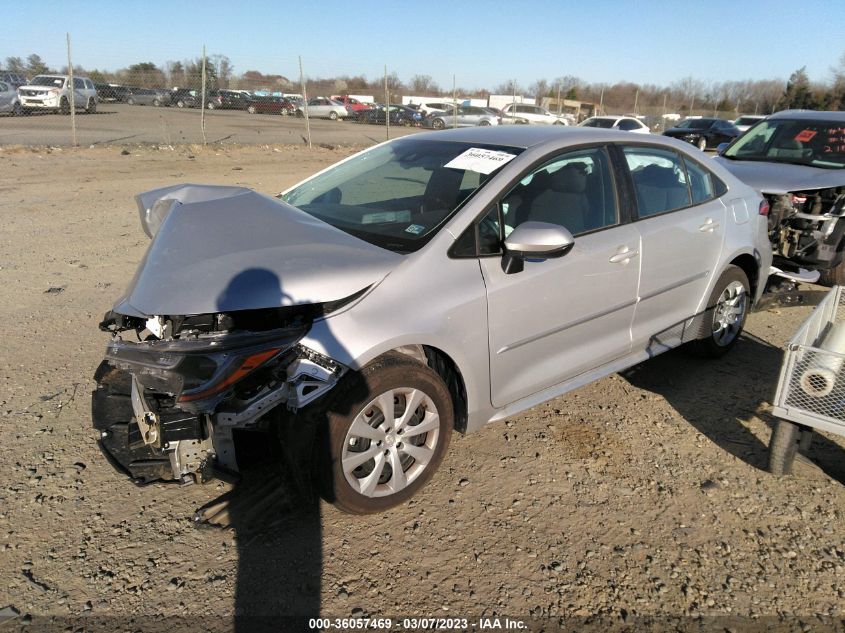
1;144;844;632
0;103;419;147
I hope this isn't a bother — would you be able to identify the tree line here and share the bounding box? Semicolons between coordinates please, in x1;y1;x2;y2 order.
5;52;844;115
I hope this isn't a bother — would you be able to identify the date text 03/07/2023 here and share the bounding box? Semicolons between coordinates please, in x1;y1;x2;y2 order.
307;617;528;630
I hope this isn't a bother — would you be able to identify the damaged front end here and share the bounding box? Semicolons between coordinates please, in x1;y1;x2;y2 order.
93;307;347;485
90;182;403;486
766;186;845;271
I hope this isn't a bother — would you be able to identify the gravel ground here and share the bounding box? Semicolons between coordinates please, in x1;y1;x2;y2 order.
0;144;843;632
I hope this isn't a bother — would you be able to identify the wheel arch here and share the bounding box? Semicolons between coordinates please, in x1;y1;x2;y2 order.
728;251;762;305
352;344;470;434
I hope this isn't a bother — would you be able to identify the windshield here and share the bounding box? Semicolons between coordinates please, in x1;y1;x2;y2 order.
722;118;845;169
30;76;64;87
581;118;615;129
281;138;523;253
676;119;711;130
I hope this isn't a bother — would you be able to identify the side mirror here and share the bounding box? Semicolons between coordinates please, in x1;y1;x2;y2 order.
502;221;575;274
716;142;730;154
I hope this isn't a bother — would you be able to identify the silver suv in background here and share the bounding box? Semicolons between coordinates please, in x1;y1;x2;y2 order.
18;74;98;114
93;127;771;514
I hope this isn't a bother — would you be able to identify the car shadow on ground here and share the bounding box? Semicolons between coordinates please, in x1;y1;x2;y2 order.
620;333;845;486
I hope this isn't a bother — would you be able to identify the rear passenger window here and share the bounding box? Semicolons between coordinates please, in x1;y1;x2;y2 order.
683;157;715;204
623;147;691;218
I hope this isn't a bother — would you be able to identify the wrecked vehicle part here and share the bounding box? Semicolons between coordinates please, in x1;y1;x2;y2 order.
765;187;845;270
94;304;349;484
714;110;845;282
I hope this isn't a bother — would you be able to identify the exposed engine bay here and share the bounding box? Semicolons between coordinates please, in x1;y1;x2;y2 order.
765;186;845;273
93;307;348;485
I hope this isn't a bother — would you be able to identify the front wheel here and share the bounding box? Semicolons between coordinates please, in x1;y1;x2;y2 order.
328;110;338;120
176;100;185;108
59;97;70;115
697;136;708;151
432;118;445;130
690;265;750;357
314;352;453;514
478;120;491;126
207;102;215;110
247;105;256;114
12;102;22;116
153;98;161;107
86;98;96;114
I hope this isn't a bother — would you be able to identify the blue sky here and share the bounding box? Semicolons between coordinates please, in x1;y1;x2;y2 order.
5;0;844;90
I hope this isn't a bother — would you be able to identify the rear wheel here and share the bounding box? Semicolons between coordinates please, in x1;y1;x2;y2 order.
432;118;445;130
247;105;256;114
479;120;491;126
176;99;185;108
697;136;708;151
86;98;96;114
691;265;750;358
12;101;22;116
127;97;135;106
328;110;338;120
152;98;161;107
207;102;216;110
314;352;453;514
60;97;70;115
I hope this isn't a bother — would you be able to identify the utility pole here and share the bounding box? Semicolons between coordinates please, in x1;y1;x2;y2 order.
299;56;311;148
384;65;389;140
200;45;207;145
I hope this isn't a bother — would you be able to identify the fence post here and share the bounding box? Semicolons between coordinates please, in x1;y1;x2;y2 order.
299;56;311;148
66;33;77;146
201;45;207;145
384;65;389;140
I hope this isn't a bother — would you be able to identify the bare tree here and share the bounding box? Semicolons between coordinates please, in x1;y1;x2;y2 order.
409;74;440;95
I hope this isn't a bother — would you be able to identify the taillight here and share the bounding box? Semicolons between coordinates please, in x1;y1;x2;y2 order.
759;199;770;216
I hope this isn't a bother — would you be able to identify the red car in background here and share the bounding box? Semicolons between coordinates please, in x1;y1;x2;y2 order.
330;95;370;112
246;96;296;115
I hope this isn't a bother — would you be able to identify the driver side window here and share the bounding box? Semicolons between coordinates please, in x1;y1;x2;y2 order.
501;147;618;236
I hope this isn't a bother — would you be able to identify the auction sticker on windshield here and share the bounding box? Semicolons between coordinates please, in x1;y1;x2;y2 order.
444;148;517;174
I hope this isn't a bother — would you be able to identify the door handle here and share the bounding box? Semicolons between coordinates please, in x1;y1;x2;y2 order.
609;248;639;264
699;218;719;232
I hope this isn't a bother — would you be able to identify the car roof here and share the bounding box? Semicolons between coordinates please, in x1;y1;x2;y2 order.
768;109;845;121
409;125;673;150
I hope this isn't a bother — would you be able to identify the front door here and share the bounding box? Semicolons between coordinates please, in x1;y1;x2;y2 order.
481;145;641;407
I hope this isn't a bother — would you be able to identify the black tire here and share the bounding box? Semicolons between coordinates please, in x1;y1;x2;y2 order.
768;420;800;475
328;110;338;120
86;98;96;114
479;120;491;126
697;136;708;151
313;352;453;514
690;265;750;358
176;100;185;108
127;97;135;106
59;97;70;115
12;102;22;116
432;118;445;130
296;109;304;118
153;98;161;107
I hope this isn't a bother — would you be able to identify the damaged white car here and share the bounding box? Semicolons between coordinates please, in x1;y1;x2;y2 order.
714;110;845;285
93;127;771;514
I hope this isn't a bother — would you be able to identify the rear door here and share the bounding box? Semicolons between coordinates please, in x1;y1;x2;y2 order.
620;145;727;350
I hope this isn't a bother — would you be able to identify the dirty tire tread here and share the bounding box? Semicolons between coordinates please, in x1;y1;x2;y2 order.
312;352;453;514
690;265;750;358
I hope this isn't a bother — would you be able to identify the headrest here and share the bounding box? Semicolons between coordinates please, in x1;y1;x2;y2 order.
550;165;587;193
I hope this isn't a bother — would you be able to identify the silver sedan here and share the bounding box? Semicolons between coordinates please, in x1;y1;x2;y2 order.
94;127;772;514
0;81;21;115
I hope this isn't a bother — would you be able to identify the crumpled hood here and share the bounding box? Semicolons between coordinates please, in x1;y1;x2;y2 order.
713;157;845;194
112;184;403;317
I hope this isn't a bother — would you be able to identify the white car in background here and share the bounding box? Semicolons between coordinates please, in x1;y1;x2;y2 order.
0;80;22;115
18;74;97;114
579;115;650;134
733;115;766;133
500;103;568;125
